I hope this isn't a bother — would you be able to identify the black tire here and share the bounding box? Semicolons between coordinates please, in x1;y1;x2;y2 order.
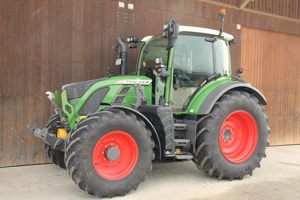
65;109;155;198
193;91;270;180
43;114;66;169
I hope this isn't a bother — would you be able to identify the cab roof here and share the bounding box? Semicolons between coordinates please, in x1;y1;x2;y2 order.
179;26;234;41
142;25;234;42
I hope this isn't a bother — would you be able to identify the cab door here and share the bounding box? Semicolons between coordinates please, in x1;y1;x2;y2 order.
169;34;214;112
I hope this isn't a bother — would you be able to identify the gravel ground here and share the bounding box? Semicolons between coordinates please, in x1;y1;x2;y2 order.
1;145;300;200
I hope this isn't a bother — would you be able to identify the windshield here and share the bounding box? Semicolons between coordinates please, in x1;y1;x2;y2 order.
138;36;168;75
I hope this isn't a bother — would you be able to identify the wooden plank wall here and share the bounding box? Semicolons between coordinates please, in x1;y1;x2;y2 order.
246;0;300;19
212;0;300;19
0;0;120;167
241;27;300;145
0;0;300;166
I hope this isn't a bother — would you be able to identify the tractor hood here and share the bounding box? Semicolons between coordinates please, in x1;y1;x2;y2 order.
60;76;153;128
62;78;108;100
62;76;153;101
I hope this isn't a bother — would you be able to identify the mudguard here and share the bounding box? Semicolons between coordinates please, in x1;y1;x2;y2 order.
198;81;267;115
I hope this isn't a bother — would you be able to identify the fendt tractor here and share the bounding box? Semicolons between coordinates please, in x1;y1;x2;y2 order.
31;9;270;198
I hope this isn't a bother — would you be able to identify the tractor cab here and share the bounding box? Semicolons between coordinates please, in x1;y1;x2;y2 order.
137;21;234;112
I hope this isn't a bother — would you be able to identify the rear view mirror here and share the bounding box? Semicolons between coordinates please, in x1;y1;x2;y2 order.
229;38;237;45
162;18;179;50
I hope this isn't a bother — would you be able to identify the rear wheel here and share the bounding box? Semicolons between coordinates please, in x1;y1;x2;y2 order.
193;91;270;180
65;109;155;197
43;114;66;169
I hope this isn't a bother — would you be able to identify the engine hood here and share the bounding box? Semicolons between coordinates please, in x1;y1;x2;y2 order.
62;78;108;100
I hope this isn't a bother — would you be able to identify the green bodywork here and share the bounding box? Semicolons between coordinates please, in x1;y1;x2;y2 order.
59;76;152;128
54;31;234;129
175;76;232;115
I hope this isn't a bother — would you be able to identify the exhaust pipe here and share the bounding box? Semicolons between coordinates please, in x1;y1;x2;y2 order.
117;37;128;75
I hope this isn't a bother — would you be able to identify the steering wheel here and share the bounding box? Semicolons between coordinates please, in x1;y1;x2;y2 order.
174;68;192;88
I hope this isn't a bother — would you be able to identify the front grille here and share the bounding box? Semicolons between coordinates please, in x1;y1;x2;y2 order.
78;87;110;115
63;78;107;100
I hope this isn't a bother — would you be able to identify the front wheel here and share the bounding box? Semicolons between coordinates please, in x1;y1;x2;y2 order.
43;114;66;169
193;91;270;180
65;109;155;198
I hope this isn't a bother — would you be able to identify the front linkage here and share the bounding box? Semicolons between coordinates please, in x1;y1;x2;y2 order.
30;91;68;152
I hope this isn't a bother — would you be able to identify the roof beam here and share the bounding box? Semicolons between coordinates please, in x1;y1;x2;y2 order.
239;0;253;10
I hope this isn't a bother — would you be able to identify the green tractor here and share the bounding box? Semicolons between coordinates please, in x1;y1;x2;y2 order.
31;10;270;198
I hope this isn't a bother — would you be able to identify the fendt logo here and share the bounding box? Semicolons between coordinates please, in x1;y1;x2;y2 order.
116;80;152;85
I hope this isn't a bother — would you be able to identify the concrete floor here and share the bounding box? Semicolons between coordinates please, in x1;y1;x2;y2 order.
1;145;300;200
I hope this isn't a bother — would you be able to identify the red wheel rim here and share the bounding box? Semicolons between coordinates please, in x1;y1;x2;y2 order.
219;111;258;163
93;131;138;180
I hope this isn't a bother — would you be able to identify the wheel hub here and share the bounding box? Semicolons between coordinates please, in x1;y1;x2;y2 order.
105;146;120;161
223;129;232;141
93;131;139;180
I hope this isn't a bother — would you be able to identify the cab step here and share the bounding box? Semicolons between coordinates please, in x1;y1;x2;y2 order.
175;139;190;146
175;154;193;160
174;123;188;131
174;139;193;160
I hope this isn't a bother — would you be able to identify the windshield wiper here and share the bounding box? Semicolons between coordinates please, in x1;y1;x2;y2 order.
200;73;221;87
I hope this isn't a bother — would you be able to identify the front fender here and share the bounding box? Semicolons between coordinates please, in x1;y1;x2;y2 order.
103;105;162;160
197;81;267;115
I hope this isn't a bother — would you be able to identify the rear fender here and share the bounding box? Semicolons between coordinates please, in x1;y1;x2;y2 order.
198;82;267;115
